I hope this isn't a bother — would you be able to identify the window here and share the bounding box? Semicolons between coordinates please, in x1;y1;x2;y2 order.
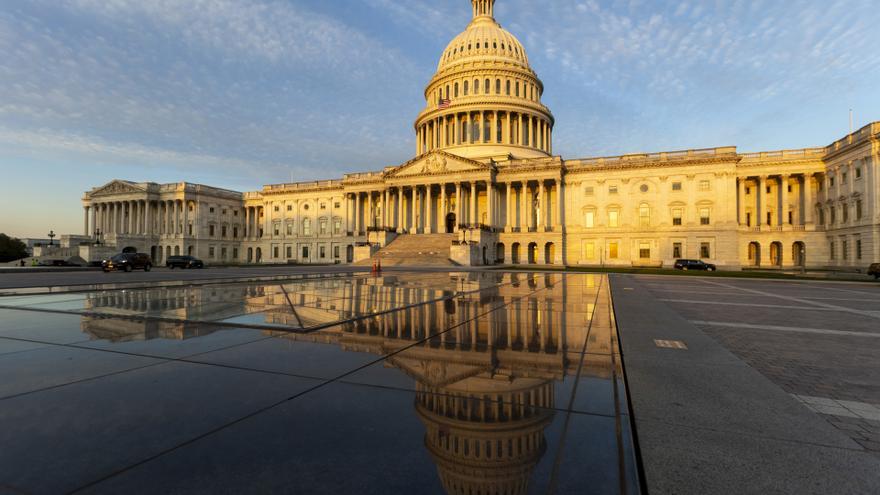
608;210;619;228
856;168;862;179
843;172;848;182
334;202;341;209
609;185;618;194
830;207;836;224
672;208;683;226
766;186;771;194
334;220;342;234
286;246;292;258
221;226;227;237
672;182;682;191
843;204;849;223
639;204;650;227
639;242;650;259
287;224;294;235
334;246;341;258
788;212;793;225
585;211;595;228
857;200;863;220
320;246;326;259
584;241;595;260
830;241;835;260
608;242;619;259
209;207;215;214
320;203;327;210
273;224;280;236
474;79;479;94
208;247;215;258
464;81;469;95
745;187;751;194
700;208;711;225
209;225;215;237
221;247;227;259
700;243;711;259
287;205;292;211
830;177;835;187
222;209;227;215
699;180;710;191
233;248;238;259
273;247;279;258
274;206;280;212
320;219;328;234
640;184;649;193
473;120;480;142
454;82;459;97
766;212;772;226
842;239;848;260
515;81;520;97
506;80;511;95
234;210;238;216
856;239;862;260
585;186;594;196
303;219;311;235
673;242;682;259
302;246;309;259
496;79;501;94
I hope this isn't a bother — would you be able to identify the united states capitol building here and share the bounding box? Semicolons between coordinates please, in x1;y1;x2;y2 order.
70;0;878;270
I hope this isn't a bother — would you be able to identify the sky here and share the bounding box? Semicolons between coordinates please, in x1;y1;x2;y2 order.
1;0;878;238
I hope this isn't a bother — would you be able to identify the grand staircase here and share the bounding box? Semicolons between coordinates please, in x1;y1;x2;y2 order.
356;234;458;267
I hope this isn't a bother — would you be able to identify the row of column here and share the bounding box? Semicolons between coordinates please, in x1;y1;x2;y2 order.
417;111;552;155
85;200;190;237
344;179;563;235
737;174;814;228
244;206;265;240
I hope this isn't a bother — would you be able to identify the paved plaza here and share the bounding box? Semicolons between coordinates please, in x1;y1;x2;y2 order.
1;268;879;494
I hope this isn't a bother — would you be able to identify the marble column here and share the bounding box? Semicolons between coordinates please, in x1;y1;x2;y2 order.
83;206;90;235
758;176;768;226
469;182;477;225
355;193;361;235
520;182;527;230
505;182;512;231
781;175;790;226
426;185;433;234
455;183;462;232
803;175;814;225
487;183;494;230
555;179;563;229
398;188;404;233
537;181;545;228
440;184;447;232
738;178;747;226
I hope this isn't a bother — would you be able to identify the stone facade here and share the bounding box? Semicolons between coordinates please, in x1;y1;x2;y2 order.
79;0;880;270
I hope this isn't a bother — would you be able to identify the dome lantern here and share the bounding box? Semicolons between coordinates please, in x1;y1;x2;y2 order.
472;0;495;20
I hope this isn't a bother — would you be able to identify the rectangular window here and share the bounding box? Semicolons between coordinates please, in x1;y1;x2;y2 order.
208;247;215;258
830;177;835;187
302;246;309;259
232;248;238;259
273;247;279;258
608;211;619;228
700;208;711;226
639;242;650;259
699;180;710;191
673;208;682;226
334;220;342;234
857;200;863;220
334;246;340;258
287;224;294;235
585;186;594;196
766;212;772;226
274;206;279;212
334;202;341;209
585;211;595;228
746;212;752;227
584;241;595;260
830;241;835;260
274;225;280;236
320;220;328;234
856;239;862;260
700;243;710;259
209;225;215;237
287;205;292;211
830;207;836;224
608;242;619;259
286;246;292;258
672;182;682;191
221;247;227;259
609;185;618;194
856;168;862;179
221;226;227;237
209;207;215;214
842;240;848;260
673;242;682;259
843;205;849;223
788;212;793;225
320;246;326;258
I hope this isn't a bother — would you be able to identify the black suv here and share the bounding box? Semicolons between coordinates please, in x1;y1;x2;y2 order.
868;263;880;280
102;253;153;272
674;259;717;272
166;255;204;269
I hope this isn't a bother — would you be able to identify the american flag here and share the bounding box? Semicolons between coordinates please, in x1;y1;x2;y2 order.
438;98;451;109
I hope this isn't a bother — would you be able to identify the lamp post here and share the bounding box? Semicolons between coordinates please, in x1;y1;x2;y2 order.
47;230;56;247
94;229;103;246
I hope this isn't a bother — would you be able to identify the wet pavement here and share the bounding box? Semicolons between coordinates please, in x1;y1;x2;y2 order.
0;271;640;494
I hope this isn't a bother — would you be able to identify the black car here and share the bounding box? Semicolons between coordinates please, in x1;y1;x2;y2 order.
674;259;717;272
868;263;880;280
166;255;204;269
102;253;153;272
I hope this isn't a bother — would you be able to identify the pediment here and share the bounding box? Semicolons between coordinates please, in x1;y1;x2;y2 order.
89;180;145;197
387;151;494;179
387;355;493;388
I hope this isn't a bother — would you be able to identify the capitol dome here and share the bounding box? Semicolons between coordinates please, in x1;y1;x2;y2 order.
414;0;554;161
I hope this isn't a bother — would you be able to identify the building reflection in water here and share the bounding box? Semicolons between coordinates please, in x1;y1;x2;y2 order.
77;272;611;494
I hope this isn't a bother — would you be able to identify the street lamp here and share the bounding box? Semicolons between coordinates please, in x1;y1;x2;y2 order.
47;230;56;247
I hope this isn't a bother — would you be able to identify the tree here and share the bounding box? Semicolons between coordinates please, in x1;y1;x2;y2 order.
0;234;28;262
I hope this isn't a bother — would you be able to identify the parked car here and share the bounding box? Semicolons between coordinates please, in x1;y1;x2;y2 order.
102;253;153;272
674;259;717;272
166;255;204;269
869;263;880;280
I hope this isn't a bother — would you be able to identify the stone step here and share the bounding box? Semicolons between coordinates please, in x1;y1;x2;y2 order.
355;234;458;267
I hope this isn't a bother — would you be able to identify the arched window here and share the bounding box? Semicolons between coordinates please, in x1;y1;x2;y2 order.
446;85;450;99
454;82;459;97
464;81;469;96
461;118;468;143
496;79;501;94
472;119;480;142
483;117;491;143
474;79;480;94
515;81;520;97
639;204;650;227
485;79;490;93
506;80;511;95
